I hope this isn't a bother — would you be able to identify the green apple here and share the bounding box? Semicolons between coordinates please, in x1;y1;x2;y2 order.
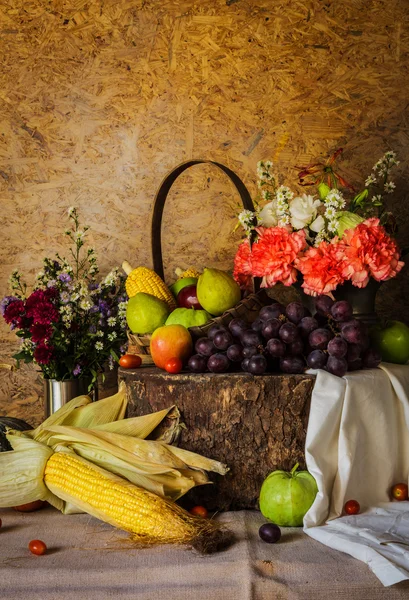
371;320;409;364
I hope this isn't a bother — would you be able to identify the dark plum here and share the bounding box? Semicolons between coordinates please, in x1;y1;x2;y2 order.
266;338;286;357
330;300;353;323
285;301;305;324
226;343;244;362
279;356;305;374
315;295;334;316
346;343;361;363
279;322;299;344
341;322;365;345
207;325;227;340
213;330;233;351
251;318;264;333
242;345;258;358
326;356;348;377
298;316;319;338
240;330;263;348
195;337;216;357
309;328;332;350
207;353;230;373
307;349;327;369
187;354;208;373
241;357;251;372
362;348;382;369
288;338;304;356
348;358;363;371
261;318;282;341
259;523;281;544
327;337;348;358
259;303;285;321
247;355;267;375
228;318;248;337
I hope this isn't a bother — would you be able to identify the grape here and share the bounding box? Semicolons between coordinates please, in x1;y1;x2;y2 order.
242;345;258;358
341;322;365;345
226;344;244;362
259;523;281;543
207;353;230;373
228;318;248;337
266;338;286;357
315;295;334;316
298;316;319;338
240;330;263;347
346;343;361;363
213;331;233;350
326;356;348;377
309;328;332;350
187;354;208;373
327;337;348;358
285;301;305;324
259;303;285;321
195;337;216;357
307;349;327;369
279;356;305;374
331;300;353;323
261;318;282;340
279;322;299;344
362;348;382;369
288;338;304;356
251;318;264;333
348;358;363;371
247;355;267;375
207;325;227;340
241;358;250;371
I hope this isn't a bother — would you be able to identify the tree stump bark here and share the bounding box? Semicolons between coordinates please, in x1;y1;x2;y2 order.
119;367;315;511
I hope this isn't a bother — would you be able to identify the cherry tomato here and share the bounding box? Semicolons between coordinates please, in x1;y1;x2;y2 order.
119;354;142;369
164;357;183;374
190;505;209;518
344;499;360;515
28;540;47;555
391;483;408;501
13;500;46;512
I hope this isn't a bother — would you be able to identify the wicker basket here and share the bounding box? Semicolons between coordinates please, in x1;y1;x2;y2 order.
127;159;268;363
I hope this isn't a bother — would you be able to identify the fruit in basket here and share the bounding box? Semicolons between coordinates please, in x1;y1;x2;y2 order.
177;285;203;310
165;307;211;329
259;463;318;527
370;320;409;364
170;277;198;298
122;261;176;310
197;268;241;316
150;324;193;370
126;293;170;334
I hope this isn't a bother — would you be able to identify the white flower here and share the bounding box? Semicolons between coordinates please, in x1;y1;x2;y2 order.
80;297;92;311
96;330;104;338
258;201;278;227
75;230;85;241
107;317;117;327
365;175;376;187
310;215;325;233
276;185;294;202
68;206;75;216
238;210;256;233
108;332;117;342
95;341;104;351
384;181;396;194
325;189;345;208
328;219;339;233
324;206;337;219
278;215;290;226
289;194;322;230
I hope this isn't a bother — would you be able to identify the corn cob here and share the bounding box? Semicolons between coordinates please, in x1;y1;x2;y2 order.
175;267;201;280
122;261;176;309
44;451;231;553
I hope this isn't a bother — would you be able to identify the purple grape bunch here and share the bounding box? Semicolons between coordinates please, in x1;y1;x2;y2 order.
186;297;381;378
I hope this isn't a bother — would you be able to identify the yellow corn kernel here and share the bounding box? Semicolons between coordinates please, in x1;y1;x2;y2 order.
122;262;176;309
44;452;227;551
175;267;201;280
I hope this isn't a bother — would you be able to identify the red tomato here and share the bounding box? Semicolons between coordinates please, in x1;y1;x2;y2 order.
164;357;183;374
391;483;408;501
344;499;360;515
119;354;142;369
190;505;209;518
13;500;46;512
28;540;47;555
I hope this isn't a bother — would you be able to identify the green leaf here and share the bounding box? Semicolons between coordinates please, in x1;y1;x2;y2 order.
352;189;369;207
318;182;330;200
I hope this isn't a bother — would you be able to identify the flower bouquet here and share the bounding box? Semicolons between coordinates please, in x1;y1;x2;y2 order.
1;208;127;385
234;150;404;297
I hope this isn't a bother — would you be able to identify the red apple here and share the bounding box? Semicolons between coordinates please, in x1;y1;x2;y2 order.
150;324;193;370
177;285;203;310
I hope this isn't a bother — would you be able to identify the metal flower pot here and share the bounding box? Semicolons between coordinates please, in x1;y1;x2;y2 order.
44;378;97;419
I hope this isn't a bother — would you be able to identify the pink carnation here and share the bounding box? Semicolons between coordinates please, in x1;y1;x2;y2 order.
295;240;347;296
342;218;404;287
251;227;306;287
233;240;253;291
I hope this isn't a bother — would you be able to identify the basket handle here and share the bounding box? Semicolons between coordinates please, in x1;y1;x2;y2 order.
151;159;256;281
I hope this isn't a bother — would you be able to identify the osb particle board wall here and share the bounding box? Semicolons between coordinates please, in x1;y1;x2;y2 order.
1;0;408;423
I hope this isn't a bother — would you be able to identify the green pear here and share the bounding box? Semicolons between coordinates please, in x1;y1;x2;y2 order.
165;307;212;328
197;268;241;316
126;293;170;334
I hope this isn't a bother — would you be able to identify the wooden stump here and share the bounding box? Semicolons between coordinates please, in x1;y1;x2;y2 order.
119;367;315;511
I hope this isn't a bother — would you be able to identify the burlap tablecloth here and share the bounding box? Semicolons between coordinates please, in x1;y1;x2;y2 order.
1;506;409;600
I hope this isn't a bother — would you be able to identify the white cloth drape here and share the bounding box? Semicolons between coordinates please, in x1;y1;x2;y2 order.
304;364;409;586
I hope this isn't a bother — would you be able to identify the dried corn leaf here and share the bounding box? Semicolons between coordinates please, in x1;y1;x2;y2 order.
94;406;173;439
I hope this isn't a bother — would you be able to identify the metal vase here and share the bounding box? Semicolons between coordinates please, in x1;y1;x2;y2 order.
44;378;96;419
